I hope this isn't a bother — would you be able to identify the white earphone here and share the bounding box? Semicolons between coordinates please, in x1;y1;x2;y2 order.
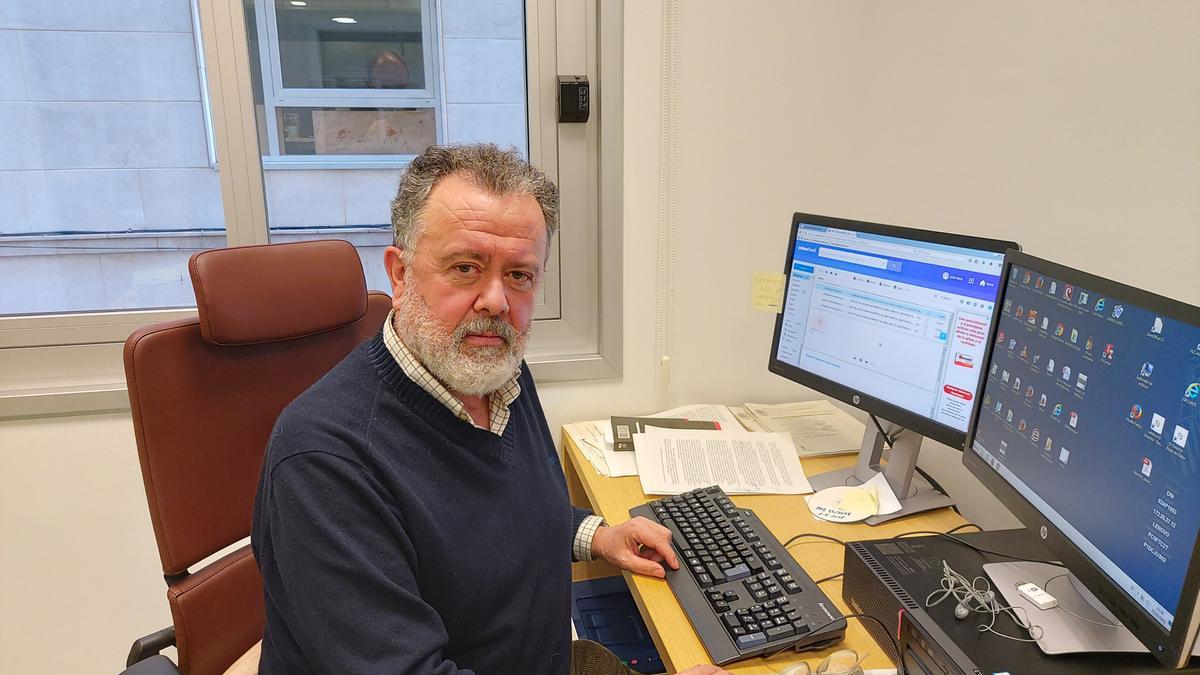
926;560;1043;643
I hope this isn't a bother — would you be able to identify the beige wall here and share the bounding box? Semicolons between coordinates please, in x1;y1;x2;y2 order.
2;1;1199;671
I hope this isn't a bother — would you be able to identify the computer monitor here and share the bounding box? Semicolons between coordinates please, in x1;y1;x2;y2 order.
768;212;1018;523
965;250;1200;668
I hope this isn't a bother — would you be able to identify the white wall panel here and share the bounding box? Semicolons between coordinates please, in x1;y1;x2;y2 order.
18;31;200;102
0;0;192;32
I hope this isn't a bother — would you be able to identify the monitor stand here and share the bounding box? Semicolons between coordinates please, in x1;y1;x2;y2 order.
806;417;954;525
984;561;1154;655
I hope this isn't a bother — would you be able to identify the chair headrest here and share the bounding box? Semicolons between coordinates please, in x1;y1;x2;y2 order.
190;240;374;346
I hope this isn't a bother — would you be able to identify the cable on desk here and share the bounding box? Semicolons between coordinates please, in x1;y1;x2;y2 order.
782;532;848;549
892;530;1065;567
815;572;843;585
797;612;901;670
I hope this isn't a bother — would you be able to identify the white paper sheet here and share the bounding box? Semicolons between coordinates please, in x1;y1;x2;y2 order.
742;400;865;457
635;427;814;495
649;403;743;430
565;420;612;476
862;471;903;515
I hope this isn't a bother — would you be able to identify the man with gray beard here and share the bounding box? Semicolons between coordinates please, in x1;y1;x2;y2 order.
251;144;730;675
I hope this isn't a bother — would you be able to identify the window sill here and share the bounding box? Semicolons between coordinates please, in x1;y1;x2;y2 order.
0;352;619;422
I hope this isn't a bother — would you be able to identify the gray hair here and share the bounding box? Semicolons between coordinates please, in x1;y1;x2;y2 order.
390;144;560;262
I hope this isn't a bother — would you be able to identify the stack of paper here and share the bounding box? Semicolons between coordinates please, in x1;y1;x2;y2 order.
740;400;865;457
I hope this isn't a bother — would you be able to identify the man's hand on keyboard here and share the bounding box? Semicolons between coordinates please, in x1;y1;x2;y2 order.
590;516;680;578
677;665;733;675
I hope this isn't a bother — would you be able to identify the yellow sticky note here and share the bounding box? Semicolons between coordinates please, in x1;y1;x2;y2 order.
751;271;785;312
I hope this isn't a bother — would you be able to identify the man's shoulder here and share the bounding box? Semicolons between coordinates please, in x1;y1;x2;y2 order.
267;340;384;464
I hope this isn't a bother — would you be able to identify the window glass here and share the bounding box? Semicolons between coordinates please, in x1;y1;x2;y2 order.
278;106;436;156
243;0;530;295
0;1;224;316
275;0;427;90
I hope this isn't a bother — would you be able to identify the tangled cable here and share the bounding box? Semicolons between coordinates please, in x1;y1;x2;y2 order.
925;560;1044;643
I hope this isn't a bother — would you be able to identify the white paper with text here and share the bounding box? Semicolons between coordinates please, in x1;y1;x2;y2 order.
635;427;813;495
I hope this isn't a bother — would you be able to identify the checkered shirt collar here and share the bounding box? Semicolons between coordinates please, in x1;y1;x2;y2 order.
381;309;522;436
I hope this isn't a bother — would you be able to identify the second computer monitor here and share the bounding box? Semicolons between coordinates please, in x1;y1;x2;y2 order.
768;213;1017;521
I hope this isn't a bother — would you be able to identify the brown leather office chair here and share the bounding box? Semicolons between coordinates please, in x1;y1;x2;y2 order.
122;240;392;675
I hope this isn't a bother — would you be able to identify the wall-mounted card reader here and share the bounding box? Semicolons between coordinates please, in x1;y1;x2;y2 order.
557;75;590;123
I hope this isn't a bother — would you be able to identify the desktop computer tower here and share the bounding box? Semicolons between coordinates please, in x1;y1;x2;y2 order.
842;530;1188;673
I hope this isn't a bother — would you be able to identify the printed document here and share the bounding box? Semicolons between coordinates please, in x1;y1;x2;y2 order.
742;400;865;457
636;426;813;496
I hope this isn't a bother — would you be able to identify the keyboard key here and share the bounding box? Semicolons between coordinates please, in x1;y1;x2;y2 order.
766;624;795;641
722;613;741;631
722;563;751;581
737;632;767;649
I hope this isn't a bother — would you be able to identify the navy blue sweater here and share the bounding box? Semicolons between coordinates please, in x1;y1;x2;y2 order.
252;333;590;674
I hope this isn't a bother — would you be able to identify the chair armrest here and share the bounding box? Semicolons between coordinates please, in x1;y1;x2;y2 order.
118;654;180;675
125;627;176;668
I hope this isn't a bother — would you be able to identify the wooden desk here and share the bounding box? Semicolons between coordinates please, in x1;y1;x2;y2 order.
561;428;968;673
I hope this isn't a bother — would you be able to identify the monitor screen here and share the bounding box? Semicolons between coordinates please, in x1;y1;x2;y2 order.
769;213;1014;448
969;256;1200;636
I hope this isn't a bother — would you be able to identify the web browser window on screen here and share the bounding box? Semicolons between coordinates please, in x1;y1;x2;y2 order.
775;224;1004;432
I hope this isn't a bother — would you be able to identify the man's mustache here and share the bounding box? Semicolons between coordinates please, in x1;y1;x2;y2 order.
452;316;523;346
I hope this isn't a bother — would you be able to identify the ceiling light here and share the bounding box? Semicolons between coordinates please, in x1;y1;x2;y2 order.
331;16;357;24
289;1;306;5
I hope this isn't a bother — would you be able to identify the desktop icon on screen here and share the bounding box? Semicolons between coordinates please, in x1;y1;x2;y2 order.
1113;305;1125;319
1130;404;1144;421
1102;343;1115;361
1006;410;1014;423
1062;365;1072;381
1023;271;1032;285
1049;281;1058;295
1085;336;1094;352
1045;437;1054;452
1031;428;1041;443
1142;457;1153;478
1186;383;1200;401
1174;426;1190;449
1152;317;1164;336
1141;362;1155;378
1039;393;1048;408
1069;411;1079;428
1078;291;1089;306
1028;309;1038;325
1036;276;1046;289
1053;403;1064;418
1055;323;1065;337
1015;305;1025;319
1047;358;1056;374
1059;446;1070;465
1151;413;1166;435
1070;328;1079;344
1095;298;1106;312
1041;317;1050;331
1076;373;1087;391
1064;285;1074;301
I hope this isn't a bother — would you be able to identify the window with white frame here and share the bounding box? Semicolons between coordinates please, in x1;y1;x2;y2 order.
0;0;620;419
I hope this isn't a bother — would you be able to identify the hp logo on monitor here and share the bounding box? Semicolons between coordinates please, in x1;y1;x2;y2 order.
852;395;860;404
1040;526;1048;540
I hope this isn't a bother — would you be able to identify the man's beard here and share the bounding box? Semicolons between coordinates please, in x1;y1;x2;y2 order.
395;280;529;397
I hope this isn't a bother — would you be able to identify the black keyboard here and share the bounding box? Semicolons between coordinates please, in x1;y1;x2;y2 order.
630;486;846;666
